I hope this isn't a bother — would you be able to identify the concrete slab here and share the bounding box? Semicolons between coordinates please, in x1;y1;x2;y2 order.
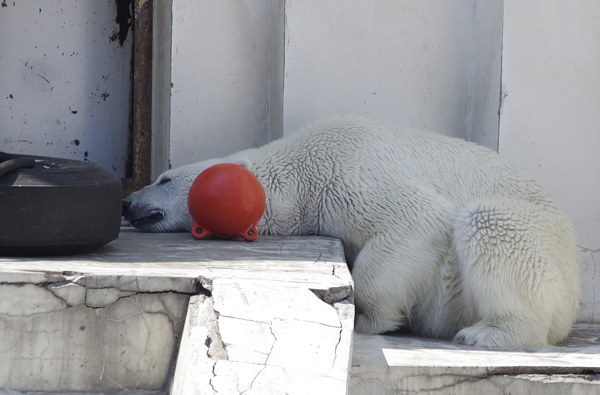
351;324;600;394
0;229;354;394
1;228;599;395
0;229;350;292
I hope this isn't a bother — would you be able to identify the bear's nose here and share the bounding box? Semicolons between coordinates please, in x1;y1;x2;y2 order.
122;199;131;217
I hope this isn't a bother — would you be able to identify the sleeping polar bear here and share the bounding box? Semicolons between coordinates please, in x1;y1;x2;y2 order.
122;117;580;349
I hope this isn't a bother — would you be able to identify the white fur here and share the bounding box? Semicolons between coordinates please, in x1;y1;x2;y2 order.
123;117;580;348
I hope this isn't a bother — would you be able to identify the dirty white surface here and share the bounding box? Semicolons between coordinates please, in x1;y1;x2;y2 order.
0;229;354;394
0;0;133;177
169;0;284;169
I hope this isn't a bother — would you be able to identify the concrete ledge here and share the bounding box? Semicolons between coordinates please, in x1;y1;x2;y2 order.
0;229;354;394
351;325;600;394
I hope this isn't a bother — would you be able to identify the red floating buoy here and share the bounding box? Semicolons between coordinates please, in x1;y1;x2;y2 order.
188;163;266;241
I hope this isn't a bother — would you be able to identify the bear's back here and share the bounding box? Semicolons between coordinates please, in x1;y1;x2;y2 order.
270;117;554;210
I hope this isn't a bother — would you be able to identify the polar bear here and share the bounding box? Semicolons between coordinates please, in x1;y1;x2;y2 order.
123;117;580;349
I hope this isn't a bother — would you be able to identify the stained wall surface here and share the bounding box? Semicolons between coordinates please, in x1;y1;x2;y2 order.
0;0;133;177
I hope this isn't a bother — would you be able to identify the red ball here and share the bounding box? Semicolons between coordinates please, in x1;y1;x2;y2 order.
188;163;266;241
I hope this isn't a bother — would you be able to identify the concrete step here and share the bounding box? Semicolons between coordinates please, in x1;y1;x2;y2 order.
0;229;354;395
0;228;598;394
351;324;600;394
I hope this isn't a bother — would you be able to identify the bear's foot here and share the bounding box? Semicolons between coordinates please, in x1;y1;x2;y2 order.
453;317;548;349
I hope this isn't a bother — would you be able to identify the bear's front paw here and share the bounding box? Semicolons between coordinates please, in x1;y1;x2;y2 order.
453;326;484;346
453;323;517;348
453;319;544;349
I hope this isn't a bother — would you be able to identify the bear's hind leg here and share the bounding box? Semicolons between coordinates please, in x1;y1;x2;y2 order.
452;201;580;348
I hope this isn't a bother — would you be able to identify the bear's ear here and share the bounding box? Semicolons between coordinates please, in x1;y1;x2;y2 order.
231;157;253;170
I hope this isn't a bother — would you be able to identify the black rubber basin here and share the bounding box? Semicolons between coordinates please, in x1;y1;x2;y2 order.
0;152;122;256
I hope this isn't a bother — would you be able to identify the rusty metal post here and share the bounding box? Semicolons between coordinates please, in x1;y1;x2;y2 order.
123;0;153;197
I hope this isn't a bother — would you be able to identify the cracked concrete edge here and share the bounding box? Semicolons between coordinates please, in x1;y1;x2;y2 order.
171;294;228;395
0;271;198;295
76;274;198;294
171;283;355;395
333;298;356;387
196;295;228;361
0;281;191;317
310;285;353;304
349;367;492;395
0;270;66;285
46;282;190;309
45;282;153;309
198;276;213;293
349;369;600;395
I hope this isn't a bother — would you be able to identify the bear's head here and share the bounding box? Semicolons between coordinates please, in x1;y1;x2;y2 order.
123;157;253;232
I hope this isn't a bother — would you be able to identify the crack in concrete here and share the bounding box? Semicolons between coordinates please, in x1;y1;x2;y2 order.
209;361;218;393
241;323;277;394
352;372;501;393
45;290;77;308
218;314;341;329
578;245;600;253
327;327;343;377
218;314;271;326
425;374;504;393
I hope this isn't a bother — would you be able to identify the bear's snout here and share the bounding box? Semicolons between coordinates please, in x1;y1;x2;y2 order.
122;199;131;217
121;196;168;232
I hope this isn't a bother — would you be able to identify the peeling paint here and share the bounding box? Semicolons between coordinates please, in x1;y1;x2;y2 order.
114;0;132;46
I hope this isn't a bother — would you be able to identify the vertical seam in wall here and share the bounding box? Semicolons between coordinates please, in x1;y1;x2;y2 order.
466;0;477;143
268;0;285;143
267;0;272;142
281;0;287;138
496;0;504;154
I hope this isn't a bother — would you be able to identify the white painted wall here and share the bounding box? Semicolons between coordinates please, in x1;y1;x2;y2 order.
169;0;283;169
152;0;173;180
498;0;600;321
283;0;477;140
0;0;133;177
469;0;503;150
168;0;502;155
